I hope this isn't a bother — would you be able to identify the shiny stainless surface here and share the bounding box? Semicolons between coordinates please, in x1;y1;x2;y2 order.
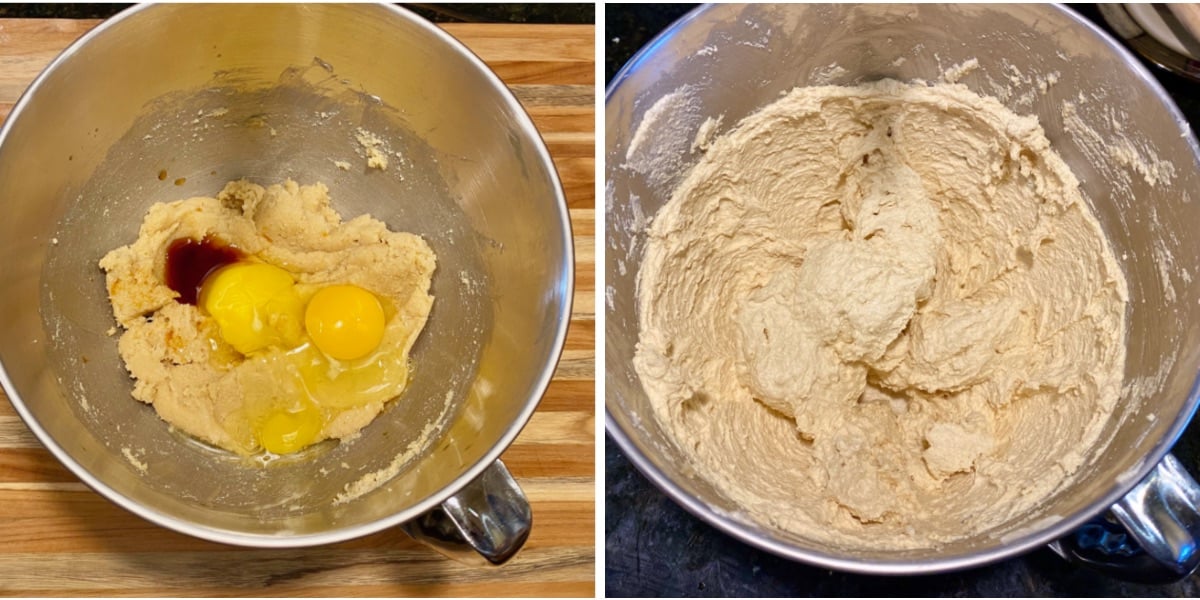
1099;4;1200;83
402;460;532;565
1111;454;1200;579
0;3;572;553
1049;454;1200;583
606;3;1200;576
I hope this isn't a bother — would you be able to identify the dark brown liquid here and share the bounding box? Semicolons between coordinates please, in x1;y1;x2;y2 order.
165;236;244;305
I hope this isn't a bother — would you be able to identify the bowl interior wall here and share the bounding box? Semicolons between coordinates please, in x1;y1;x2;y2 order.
0;4;571;539
606;3;1200;563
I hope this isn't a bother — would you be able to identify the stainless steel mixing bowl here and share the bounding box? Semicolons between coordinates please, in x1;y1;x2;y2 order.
606;3;1200;579
0;4;572;562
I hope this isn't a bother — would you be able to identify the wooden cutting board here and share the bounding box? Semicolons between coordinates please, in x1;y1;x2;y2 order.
0;19;595;597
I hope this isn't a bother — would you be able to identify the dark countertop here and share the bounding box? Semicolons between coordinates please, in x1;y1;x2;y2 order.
605;3;1200;597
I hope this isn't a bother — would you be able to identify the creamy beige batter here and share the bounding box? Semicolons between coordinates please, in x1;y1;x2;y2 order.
634;79;1128;550
100;180;436;456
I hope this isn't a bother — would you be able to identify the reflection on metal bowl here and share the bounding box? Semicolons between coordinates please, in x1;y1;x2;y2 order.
607;3;1200;580
0;3;572;562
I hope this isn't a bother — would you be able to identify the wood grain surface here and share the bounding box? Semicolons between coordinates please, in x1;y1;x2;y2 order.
0;19;596;597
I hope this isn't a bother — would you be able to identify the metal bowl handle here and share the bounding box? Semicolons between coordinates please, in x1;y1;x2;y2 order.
1049;453;1200;583
401;460;532;565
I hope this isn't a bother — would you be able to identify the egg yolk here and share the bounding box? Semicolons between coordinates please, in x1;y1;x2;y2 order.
304;284;386;361
256;400;322;455
232;338;410;454
199;262;305;355
196;262;400;456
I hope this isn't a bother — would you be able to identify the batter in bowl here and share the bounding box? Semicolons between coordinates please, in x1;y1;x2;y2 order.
100;180;436;458
634;79;1128;550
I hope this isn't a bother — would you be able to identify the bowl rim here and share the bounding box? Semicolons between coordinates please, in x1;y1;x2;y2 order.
603;1;1200;575
0;1;575;548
